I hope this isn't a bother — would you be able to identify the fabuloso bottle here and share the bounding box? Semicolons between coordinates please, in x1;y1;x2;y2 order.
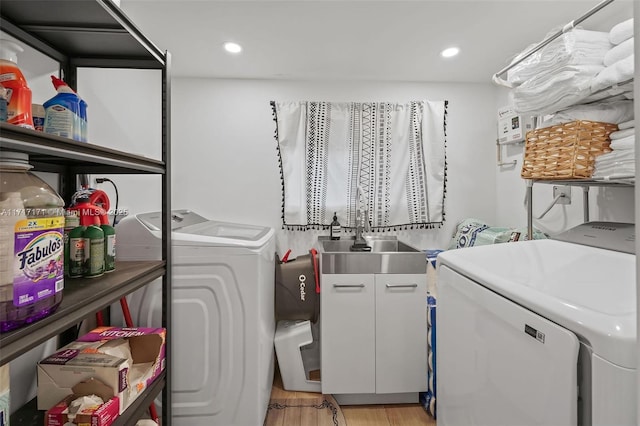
43;75;83;141
0;152;65;333
0;39;34;129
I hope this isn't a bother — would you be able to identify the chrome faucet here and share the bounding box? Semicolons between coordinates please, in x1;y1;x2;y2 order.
351;185;371;251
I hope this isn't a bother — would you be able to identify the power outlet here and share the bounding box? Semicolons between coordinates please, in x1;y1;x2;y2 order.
553;185;571;205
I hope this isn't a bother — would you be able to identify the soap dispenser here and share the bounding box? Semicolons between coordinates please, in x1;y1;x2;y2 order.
330;212;341;240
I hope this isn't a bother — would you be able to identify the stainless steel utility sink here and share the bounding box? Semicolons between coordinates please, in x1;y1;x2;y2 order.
317;236;426;274
321;237;417;253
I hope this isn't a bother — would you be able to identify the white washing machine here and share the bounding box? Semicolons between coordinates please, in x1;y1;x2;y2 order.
114;210;275;426
436;222;636;426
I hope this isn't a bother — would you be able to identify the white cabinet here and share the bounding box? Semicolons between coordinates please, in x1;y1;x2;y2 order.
320;274;375;394
320;273;427;396
375;274;428;394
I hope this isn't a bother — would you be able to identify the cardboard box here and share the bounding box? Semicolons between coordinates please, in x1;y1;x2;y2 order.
46;378;120;426
38;327;166;414
497;106;534;144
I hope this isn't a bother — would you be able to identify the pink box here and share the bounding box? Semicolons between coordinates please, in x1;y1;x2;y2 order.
38;327;166;414
45;378;120;426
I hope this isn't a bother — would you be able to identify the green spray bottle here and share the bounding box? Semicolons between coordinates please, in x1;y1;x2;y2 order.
68;225;85;278
63;210;80;278
83;225;104;278
101;222;116;273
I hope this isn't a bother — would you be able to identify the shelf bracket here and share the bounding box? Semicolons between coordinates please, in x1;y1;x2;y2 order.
496;139;518;167
526;180;533;240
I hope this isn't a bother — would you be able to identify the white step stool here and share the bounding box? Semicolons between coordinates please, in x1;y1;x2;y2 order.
274;320;321;392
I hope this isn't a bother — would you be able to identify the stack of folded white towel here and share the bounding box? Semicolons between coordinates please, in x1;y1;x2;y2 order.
508;29;612;115
591;18;634;98
536;98;634;128
592;119;635;180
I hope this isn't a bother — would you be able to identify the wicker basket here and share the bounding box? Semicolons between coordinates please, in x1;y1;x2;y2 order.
521;120;618;180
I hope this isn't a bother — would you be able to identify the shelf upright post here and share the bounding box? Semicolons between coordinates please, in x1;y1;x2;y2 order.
527;180;534;240
583;186;590;223
161;50;172;426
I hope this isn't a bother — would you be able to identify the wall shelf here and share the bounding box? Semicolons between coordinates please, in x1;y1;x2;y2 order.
526;178;634;238
0;261;166;365
0;123;166;175
9;371;166;425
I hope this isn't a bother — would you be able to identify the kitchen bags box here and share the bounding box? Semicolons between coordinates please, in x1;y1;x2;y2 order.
38;326;166;414
45;378;120;426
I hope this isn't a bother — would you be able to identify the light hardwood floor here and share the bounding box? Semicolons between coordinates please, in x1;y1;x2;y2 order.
270;370;437;426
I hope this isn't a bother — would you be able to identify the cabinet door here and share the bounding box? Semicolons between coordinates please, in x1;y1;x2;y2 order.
320;274;375;394
375;274;427;394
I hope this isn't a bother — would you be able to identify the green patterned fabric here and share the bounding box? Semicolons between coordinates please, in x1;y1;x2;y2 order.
449;218;547;250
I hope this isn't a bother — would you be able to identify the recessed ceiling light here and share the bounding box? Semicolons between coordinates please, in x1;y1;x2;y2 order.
224;42;242;54
441;47;459;58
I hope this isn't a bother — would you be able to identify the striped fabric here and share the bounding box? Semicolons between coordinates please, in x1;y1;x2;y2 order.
271;100;447;231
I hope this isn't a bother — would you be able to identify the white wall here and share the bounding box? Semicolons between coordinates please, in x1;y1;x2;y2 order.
167;78;498;255
84;74;636;256
78;75;500;255
78;68;164;221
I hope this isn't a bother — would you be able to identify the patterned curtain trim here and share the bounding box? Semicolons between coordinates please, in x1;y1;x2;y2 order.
270;100;448;232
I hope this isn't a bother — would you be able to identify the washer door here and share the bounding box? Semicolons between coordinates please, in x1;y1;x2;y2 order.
437;265;579;426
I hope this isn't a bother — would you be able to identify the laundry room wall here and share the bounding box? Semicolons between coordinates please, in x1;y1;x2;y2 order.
83;74;500;254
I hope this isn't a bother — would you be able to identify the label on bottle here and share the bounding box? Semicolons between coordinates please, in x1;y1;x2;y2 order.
0;72;17;83
331;225;341;238
105;234;116;272
85;237;104;278
44;104;75;139
13;217;65;307
69;236;85;278
90;237;105;276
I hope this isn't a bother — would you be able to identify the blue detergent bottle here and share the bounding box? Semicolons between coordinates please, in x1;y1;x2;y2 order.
43;76;85;141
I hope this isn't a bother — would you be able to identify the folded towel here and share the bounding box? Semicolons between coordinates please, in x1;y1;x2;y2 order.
618;119;635;129
609;134;635;150
609;18;634;45
596;147;635;163
610;127;635;140
604;37;634;66
537;99;634;127
507;29;611;85
596;165;634;178
595;157;635;168
592;166;635;180
591;55;634;93
513;64;604;114
594;152;635;166
595;163;635;176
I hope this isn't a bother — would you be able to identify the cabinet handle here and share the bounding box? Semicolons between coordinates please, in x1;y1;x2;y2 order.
386;283;418;288
333;284;365;288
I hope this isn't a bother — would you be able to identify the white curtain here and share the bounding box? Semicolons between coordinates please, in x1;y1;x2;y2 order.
271;100;447;231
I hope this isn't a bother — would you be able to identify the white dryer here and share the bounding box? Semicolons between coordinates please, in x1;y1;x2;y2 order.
436;222;636;426
114;210;275;426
